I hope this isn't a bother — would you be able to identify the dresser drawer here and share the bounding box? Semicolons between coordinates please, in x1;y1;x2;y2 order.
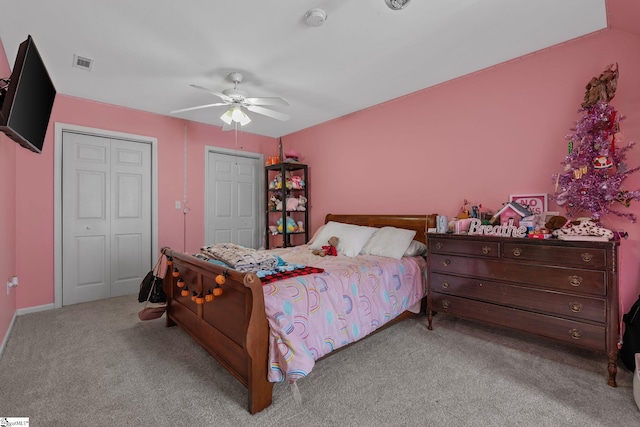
429;238;499;257
429;254;606;295
430;294;606;350
502;242;606;269
430;272;606;323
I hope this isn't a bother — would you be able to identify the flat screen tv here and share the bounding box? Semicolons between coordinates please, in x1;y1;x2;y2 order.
0;35;56;153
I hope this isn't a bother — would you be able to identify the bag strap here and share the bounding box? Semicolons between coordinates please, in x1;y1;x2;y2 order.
151;254;164;276
143;254;167;308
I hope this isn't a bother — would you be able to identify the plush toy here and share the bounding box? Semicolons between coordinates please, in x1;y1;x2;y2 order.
544;215;568;231
297;195;307;211
552;217;614;240
312;236;339;257
277;217;297;233
290;176;305;190
268;194;282;211
286;197;299;211
269;174;283;190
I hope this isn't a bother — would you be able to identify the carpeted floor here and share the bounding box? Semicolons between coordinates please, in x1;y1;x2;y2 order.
0;295;638;426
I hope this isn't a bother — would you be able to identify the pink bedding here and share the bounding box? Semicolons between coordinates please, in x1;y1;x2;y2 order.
262;245;426;382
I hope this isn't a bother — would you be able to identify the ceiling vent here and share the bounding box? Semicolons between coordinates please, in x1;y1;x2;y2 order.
73;54;94;71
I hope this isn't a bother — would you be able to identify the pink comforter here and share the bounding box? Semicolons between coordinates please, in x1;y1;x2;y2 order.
263;246;426;382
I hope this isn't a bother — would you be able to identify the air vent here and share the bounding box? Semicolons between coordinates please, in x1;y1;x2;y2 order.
73;54;93;71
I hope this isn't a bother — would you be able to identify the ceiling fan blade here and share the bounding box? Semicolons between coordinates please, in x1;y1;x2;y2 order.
246;105;290;121
170;102;228;114
190;84;234;103
245;96;289;106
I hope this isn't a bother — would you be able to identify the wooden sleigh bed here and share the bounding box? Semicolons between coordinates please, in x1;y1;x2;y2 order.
161;214;428;414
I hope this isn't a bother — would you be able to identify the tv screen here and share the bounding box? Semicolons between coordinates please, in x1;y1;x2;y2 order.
0;35;56;153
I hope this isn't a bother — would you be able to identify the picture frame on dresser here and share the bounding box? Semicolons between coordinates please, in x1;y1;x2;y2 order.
509;193;548;215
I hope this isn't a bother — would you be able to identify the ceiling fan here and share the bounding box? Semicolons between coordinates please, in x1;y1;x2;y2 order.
170;72;290;129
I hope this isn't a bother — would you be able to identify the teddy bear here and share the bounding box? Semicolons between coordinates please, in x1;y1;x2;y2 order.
312;236;339;257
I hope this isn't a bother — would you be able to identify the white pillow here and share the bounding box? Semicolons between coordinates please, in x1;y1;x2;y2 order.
361;226;417;259
403;240;427;257
309;221;377;257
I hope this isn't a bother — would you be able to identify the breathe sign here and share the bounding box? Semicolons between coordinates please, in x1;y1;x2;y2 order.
467;218;527;238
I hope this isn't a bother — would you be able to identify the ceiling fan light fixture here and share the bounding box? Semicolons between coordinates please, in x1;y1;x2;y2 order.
221;106;252;126
220;109;233;125
385;0;410;10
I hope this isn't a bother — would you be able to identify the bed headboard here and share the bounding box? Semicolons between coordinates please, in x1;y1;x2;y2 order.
324;214;427;244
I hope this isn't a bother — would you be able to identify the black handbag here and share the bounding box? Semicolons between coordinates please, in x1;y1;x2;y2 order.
620;295;640;371
137;256;166;303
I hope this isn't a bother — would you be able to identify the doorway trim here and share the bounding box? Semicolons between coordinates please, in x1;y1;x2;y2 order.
54;123;159;308
204;145;264;248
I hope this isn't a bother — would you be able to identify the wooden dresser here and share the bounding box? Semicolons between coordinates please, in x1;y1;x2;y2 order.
426;233;620;386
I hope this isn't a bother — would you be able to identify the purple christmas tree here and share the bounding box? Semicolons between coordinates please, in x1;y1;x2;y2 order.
552;101;640;222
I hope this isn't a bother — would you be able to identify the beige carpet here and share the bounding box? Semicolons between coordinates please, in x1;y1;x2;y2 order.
0;295;638;426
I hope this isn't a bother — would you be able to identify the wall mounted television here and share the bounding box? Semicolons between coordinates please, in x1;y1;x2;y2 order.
0;35;56;154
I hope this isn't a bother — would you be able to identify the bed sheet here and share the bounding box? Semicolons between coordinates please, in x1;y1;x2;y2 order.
262;245;426;383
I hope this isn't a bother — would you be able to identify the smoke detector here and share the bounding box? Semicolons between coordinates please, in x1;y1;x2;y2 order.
385;0;411;10
305;8;327;26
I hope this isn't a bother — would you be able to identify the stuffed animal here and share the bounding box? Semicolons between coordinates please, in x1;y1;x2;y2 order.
268;194;282;212
544;215;568;231
277;217;297;233
552;217;614;240
297;195;307;211
312;236;339;257
269;174;282;190
286;197;299;211
290;176;305;189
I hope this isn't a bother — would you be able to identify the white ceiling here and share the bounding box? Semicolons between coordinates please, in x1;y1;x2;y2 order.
0;0;608;138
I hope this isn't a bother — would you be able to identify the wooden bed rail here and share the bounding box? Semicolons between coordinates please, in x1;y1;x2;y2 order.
161;247;273;413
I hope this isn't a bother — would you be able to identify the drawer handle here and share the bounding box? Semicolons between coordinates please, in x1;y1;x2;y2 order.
568;275;583;287
581;253;593;263
482;246;491;255
512;248;522;257
441;281;449;289
435;242;443;250
442;259;451;266
569;302;583;313
441;299;451;310
569;328;582;340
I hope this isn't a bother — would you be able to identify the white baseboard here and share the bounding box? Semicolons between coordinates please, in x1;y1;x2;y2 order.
16;303;55;316
0;311;17;359
1;304;55;359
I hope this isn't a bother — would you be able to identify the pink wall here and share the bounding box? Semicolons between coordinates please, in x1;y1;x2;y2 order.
0;39;17;347
286;28;640;315
13;96;274;309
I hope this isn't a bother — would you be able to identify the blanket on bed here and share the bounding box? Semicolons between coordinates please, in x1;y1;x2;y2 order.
200;243;279;272
262;245;426;383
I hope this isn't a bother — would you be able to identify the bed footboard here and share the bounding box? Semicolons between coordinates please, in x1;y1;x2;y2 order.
161;247;273;414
